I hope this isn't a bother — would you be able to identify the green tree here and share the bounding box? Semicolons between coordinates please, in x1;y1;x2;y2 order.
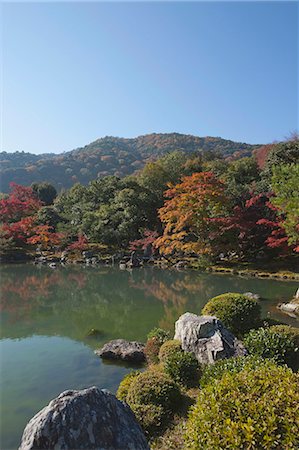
138;151;189;204
36;206;64;231
88;182;156;247
270;164;299;249
262;139;299;183
223;157;260;201
31;182;57;205
54;183;91;229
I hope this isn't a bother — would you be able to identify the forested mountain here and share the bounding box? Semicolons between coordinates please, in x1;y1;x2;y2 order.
0;133;259;192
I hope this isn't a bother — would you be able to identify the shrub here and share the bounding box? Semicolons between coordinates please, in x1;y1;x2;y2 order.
144;337;162;364
202;292;261;336
130;403;165;436
244;325;299;371
270;324;299;346
126;370;181;436
185;365;299;449
159;339;182;363
116;371;141;402
200;355;277;387
145;328;171;364
147;327;171;344
164;351;200;388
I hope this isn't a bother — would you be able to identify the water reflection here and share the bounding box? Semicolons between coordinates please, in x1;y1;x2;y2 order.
0;265;298;449
1;265;298;343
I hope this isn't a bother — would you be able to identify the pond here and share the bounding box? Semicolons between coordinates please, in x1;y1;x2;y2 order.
0;264;298;450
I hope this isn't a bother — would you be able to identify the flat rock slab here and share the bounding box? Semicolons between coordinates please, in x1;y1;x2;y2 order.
95;339;146;363
174;313;246;365
19;387;149;450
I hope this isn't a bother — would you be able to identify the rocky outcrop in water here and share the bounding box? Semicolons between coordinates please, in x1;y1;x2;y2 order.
19;387;149;450
174;313;246;365
278;288;299;317
95;339;146;362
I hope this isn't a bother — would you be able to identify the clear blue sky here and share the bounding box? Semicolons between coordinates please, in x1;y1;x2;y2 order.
1;1;298;154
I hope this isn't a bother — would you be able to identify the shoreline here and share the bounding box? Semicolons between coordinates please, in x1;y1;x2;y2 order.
1;255;298;282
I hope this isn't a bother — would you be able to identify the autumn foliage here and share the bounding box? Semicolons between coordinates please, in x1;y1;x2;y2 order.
0;183;63;248
27;225;65;250
155;172;228;255
129;230;158;252
67;234;89;251
0;137;298;262
0;183;42;221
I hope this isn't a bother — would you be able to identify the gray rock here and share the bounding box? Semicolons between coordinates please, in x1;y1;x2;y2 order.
174;313;246;365
95;339;146;363
82;251;93;259
19;387;149;450
243;292;260;301
278;302;299;317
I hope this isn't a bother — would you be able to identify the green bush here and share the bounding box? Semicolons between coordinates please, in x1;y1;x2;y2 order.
159;339;182;363
126;370;181;436
244;325;299;371
116;371;141;401
270;324;299;346
200;355;277;387
202;292;261;336
130;403;165;436
164;351;200;388
185;365;299;449
147;327;171;344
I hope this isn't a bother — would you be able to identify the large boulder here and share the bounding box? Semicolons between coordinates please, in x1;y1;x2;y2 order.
174;313;246;365
19;387;149;450
95;339;146;363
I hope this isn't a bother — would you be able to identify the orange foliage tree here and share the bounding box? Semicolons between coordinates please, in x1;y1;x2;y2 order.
27;225;65;250
155;172;228;255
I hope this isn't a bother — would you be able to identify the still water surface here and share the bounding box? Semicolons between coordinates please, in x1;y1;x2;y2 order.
0;264;298;449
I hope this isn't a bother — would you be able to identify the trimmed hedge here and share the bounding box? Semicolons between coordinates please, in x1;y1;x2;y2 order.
270;324;299;346
200;355;277;387
244;325;299;371
116;371;141;401
158;340;182;363
164;351;200;387
126;370;181;436
202;292;261;336
185;365;299;449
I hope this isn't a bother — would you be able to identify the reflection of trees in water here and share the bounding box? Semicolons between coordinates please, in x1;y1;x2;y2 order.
129;271;216;330
0;267;165;341
1;266;296;339
0;269;88;322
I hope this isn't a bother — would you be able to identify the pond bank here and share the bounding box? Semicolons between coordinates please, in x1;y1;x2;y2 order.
1;249;299;282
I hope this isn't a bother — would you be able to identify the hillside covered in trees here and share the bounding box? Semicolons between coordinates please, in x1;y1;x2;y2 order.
1;137;298;266
0;133;259;192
